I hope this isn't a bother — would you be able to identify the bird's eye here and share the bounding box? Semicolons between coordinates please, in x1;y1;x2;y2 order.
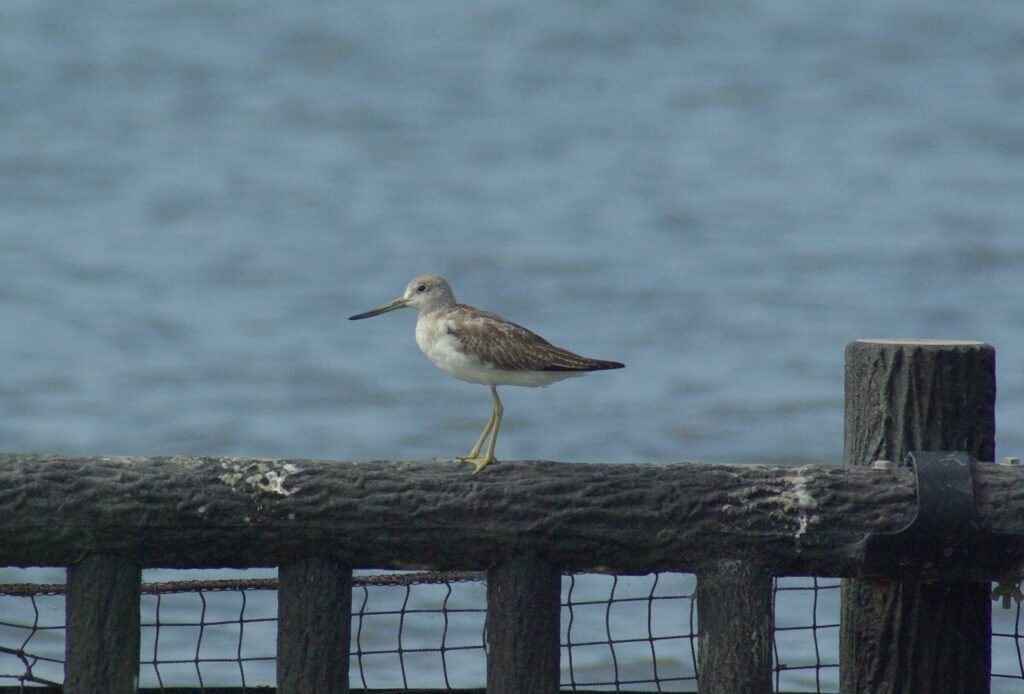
417;285;426;292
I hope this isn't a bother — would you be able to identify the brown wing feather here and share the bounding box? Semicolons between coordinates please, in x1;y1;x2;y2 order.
446;305;624;372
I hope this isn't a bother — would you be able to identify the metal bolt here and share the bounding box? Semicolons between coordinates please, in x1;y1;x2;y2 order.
1002;456;1020;466
871;459;894;470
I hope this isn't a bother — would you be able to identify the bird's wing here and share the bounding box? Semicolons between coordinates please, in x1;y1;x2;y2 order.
446;307;622;372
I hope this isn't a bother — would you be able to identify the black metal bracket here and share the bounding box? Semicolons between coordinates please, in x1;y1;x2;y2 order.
862;451;1022;581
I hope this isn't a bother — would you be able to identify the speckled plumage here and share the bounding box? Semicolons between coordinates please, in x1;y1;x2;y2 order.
415;302;623;386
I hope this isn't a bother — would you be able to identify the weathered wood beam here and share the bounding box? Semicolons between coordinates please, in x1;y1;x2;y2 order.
1;454;1022;577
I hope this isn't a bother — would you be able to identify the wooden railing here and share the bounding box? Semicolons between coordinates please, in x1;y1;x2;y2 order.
1;339;1022;694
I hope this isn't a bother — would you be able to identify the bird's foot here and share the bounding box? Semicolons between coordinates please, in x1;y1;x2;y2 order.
454;455;496;474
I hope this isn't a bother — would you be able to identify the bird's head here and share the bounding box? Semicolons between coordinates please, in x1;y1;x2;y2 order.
349;274;456;320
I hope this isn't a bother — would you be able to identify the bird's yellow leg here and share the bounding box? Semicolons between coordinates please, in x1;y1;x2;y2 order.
475;387;503;474
456;386;503;473
458;406;496;461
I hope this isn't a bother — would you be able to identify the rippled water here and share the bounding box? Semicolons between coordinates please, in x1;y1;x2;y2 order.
2;0;1023;689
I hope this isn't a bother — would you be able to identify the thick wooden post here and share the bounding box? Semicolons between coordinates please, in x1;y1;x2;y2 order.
840;339;995;694
696;560;773;694
64;554;141;694
486;553;561;694
277;556;352;694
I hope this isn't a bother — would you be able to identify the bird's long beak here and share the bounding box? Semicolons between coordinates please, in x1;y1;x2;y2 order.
349;297;411;320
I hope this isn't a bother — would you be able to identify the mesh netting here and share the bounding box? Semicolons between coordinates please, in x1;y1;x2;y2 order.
0;572;1021;692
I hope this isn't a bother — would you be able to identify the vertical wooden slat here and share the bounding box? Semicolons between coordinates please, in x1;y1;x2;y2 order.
64;554;141;694
696;559;773;694
277;556;352;694
840;339;995;694
486;553;560;694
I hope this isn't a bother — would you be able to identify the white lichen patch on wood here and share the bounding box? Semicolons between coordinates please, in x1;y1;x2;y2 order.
779;472;820;539
217;460;301;497
217;468;244;486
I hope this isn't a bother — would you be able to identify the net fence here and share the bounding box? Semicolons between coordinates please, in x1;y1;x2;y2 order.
0;571;1022;692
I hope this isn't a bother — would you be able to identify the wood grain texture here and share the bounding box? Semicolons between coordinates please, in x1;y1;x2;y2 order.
697;560;773;694
1;453;1022;577
277;556;352;694
840;339;995;694
486;554;560;694
64;554;140;694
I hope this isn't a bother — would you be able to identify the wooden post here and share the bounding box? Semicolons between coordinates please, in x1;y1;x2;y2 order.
64;554;140;694
277;556;352;694
697;560;773;694
486;553;561;694
840;339;995;694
